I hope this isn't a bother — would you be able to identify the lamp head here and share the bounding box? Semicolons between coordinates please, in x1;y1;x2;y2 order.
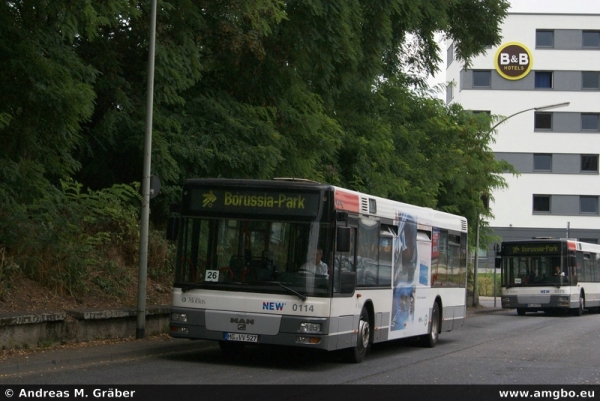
534;102;570;111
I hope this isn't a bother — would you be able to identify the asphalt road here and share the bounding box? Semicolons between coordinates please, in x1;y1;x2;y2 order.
1;301;599;385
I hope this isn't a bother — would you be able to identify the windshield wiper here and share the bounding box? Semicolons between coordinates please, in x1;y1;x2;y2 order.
180;284;202;293
264;281;307;301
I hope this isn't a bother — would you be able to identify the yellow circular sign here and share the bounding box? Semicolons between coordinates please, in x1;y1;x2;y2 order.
494;42;533;80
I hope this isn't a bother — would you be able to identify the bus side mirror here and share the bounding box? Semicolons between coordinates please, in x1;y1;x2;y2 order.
494;243;501;268
569;255;577;268
166;216;179;241
336;227;351;252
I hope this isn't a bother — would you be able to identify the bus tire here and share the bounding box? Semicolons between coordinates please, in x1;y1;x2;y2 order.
343;307;370;363
516;308;526;316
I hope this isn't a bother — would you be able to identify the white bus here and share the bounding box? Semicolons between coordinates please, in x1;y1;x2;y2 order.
499;238;600;316
168;178;468;362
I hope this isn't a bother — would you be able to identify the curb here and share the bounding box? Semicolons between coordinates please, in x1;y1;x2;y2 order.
468;307;507;315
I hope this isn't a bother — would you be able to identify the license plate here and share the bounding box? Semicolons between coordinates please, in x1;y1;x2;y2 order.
224;333;258;343
527;303;541;307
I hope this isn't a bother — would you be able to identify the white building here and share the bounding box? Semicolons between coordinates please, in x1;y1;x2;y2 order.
445;0;600;267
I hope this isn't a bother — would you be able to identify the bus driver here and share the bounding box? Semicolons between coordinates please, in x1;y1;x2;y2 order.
300;247;328;276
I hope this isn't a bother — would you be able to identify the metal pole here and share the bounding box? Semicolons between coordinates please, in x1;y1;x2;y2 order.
493;262;497;307
137;0;158;339
473;216;479;307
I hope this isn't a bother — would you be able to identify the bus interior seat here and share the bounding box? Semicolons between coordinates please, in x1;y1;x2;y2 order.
229;256;246;281
245;257;272;281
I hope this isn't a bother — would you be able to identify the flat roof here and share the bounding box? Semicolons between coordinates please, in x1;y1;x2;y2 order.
509;0;600;15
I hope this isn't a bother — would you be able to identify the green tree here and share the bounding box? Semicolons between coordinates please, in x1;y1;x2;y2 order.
0;0;513;293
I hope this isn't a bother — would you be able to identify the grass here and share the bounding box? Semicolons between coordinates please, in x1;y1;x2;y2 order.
476;271;501;297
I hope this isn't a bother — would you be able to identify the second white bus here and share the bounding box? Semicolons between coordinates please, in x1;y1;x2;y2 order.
500;238;600;316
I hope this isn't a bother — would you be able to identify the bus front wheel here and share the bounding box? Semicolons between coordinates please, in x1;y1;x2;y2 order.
343;307;370;363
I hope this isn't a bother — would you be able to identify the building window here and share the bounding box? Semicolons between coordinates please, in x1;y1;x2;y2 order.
445;84;453;104
582;71;600;89
535;71;553;88
582;113;600;131
581;155;599;172
473;70;491;87
534;112;552;129
533;195;551;213
536;30;554;48
580;196;599;214
534;154;552;171
446;45;454;67
583;31;600;48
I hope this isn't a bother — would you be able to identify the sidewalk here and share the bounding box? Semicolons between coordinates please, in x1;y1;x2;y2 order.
471;296;505;313
0;299;505;377
0;335;213;377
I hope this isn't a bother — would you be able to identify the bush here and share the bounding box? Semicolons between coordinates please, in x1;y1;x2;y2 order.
0;179;143;297
477;272;501;297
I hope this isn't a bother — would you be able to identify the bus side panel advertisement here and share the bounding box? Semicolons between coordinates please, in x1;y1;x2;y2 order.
389;213;429;338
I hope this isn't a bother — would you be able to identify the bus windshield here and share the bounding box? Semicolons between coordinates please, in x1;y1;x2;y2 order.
174;217;333;297
501;255;567;287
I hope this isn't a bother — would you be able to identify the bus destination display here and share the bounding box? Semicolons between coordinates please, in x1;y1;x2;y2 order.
186;188;321;217
503;243;560;256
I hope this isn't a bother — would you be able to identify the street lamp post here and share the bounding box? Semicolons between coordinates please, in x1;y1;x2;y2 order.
486;102;570;134
137;0;158;339
472;101;570;307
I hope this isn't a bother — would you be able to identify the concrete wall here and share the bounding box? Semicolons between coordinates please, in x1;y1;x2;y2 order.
0;305;170;350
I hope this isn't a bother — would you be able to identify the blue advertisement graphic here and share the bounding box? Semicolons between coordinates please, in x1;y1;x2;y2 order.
391;212;418;332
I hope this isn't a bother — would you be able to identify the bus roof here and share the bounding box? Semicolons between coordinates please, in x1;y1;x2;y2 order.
183;178;468;233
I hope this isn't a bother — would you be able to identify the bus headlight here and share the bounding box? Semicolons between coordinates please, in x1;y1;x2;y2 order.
299;323;321;333
171;313;188;323
558;296;569;306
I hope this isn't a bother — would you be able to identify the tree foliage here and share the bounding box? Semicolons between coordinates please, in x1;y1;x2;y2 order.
0;0;512;291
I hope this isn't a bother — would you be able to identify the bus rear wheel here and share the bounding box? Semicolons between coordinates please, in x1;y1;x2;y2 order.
516;308;526;316
420;301;440;348
343;307;370;363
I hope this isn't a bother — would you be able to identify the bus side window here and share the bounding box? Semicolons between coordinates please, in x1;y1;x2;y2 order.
334;227;356;293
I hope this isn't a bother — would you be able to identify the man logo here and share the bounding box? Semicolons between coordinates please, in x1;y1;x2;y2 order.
494;42;533;80
231;317;254;331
